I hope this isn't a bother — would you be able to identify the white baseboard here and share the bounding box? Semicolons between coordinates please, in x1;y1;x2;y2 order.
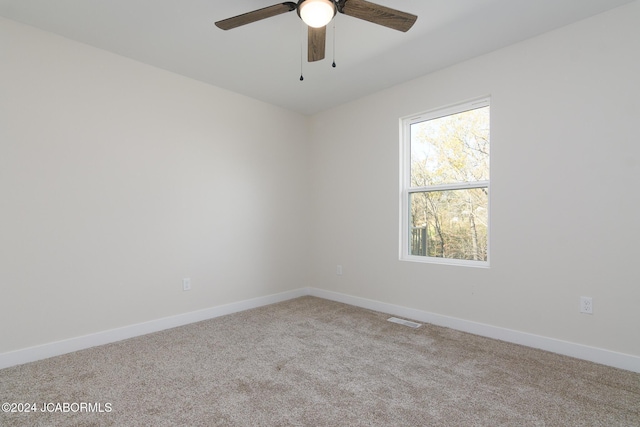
0;287;310;370
309;288;640;373
2;286;638;373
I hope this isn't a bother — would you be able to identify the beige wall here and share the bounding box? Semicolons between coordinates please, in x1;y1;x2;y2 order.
309;2;640;357
0;17;310;353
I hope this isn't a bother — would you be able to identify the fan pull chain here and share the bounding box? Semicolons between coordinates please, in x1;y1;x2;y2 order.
332;19;337;68
300;21;305;81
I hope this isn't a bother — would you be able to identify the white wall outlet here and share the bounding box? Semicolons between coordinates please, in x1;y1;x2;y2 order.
183;278;191;291
580;296;592;314
336;265;343;276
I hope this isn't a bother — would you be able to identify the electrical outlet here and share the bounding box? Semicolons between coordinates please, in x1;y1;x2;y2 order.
183;278;191;291
580;296;592;314
336;265;343;276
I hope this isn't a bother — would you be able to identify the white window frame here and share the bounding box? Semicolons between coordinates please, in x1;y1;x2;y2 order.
399;97;490;267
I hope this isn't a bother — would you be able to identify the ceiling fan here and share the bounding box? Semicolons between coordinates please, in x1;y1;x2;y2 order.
215;0;417;62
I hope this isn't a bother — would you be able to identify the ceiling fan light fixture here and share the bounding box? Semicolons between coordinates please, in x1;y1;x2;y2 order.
298;0;336;28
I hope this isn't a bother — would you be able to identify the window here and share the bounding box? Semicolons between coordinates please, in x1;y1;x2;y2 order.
400;98;490;267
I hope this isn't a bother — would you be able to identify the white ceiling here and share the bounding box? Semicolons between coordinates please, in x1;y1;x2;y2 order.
0;0;634;115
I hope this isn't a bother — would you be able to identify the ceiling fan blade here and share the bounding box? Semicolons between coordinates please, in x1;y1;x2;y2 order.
215;2;297;30
339;0;417;32
308;26;326;62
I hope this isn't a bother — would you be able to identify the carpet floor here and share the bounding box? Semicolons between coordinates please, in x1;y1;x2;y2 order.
1;296;639;426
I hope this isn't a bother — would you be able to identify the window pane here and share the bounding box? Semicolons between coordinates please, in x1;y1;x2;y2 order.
409;188;488;261
410;106;489;188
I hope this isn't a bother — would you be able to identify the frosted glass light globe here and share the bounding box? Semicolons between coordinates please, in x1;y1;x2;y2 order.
299;0;336;28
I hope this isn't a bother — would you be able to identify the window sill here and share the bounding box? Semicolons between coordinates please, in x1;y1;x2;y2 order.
400;255;490;268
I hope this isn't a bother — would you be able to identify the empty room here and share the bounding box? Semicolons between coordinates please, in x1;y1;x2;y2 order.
1;0;639;425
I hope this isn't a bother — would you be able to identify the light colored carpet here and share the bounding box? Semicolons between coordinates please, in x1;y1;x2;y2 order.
1;296;638;426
